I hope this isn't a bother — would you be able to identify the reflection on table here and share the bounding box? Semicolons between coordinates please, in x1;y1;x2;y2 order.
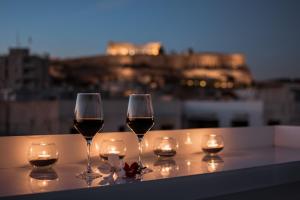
202;155;224;173
29;168;59;193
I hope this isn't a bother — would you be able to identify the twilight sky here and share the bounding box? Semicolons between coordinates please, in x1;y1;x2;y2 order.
0;0;300;80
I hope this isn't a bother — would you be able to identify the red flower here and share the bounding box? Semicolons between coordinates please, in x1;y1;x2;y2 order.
123;162;140;178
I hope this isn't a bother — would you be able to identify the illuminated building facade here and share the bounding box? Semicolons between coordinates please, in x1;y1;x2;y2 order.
106;41;162;56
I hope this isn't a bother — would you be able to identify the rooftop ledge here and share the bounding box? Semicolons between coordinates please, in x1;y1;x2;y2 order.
1;126;300;200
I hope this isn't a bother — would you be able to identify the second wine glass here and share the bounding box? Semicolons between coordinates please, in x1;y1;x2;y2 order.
126;94;154;168
74;93;104;181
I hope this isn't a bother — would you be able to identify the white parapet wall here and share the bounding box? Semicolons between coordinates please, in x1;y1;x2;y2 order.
1;126;300;169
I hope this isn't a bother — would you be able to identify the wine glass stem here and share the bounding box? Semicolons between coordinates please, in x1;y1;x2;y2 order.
138;138;142;167
86;140;92;173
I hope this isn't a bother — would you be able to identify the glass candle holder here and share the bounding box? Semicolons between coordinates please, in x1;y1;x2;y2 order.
99;139;126;160
153;137;178;157
28;143;59;168
201;134;224;155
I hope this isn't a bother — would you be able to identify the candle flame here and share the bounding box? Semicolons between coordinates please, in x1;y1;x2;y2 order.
207;134;219;148
108;146;120;154
38;150;51;159
162;144;172;151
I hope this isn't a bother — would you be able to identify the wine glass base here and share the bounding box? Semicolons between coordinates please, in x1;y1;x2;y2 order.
134;167;153;180
76;171;102;181
141;167;153;175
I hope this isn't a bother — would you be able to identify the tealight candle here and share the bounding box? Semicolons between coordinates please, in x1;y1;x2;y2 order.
108;146;120;155
38;151;51;159
153;137;178;157
28;143;59;168
201;134;224;155
99;139;126;160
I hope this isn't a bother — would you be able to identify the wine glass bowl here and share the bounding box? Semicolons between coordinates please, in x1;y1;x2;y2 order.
126;94;154;140
74;118;104;141
74;93;104;180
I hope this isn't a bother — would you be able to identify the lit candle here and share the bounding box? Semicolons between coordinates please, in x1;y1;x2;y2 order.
207;134;219;148
162;144;172;151
108;146;120;155
38;150;51;159
100;143;126;160
202;134;224;155
28;143;58;168
153;137;177;157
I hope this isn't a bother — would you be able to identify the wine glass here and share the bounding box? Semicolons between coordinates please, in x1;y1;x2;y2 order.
74;93;104;181
126;94;154;169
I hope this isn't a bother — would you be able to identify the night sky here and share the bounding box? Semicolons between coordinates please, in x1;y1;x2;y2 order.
0;0;300;80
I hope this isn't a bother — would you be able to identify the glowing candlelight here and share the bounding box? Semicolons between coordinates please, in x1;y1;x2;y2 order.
28;143;59;168
153;137;178;157
162;144;172;151
207;134;219;148
108;146;120;155
38;150;51;159
202;134;224;155
99;139;126;160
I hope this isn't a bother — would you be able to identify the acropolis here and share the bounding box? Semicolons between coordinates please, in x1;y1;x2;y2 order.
49;41;252;97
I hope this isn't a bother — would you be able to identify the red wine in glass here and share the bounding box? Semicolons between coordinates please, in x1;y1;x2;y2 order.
74;118;104;140
126;117;154;139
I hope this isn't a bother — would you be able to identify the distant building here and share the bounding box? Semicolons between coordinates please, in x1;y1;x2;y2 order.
256;80;300;125
0;99;263;136
106;41;162;56
0;48;50;100
50;42;253;99
182;100;263;128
